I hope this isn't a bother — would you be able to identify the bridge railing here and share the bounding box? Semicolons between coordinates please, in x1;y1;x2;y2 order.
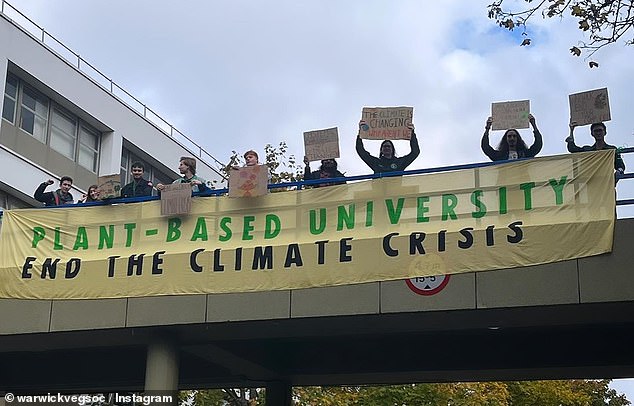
1;149;632;220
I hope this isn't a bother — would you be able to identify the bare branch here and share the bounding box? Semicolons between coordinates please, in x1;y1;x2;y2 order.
487;0;634;63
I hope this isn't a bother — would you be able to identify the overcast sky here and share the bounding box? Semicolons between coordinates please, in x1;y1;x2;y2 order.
7;0;634;397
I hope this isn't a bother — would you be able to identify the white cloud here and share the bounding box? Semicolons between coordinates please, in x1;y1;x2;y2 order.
11;0;634;193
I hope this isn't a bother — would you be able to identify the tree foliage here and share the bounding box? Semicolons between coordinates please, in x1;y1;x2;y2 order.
292;380;629;406
487;0;634;64
177;380;629;405
180;388;263;406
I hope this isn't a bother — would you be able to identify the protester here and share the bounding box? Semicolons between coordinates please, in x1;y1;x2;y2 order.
243;150;259;167
225;149;272;196
566;121;625;176
156;156;209;193
228;150;262;168
356;121;419;174
481;114;543;161
77;184;100;203
34;176;74;206
303;156;346;188
121;161;153;198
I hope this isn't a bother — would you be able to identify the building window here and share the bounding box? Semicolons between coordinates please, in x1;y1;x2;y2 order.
50;107;77;159
120;148;129;184
79;125;99;172
3;74;101;172
2;74;17;123
20;85;49;143
120;147;172;192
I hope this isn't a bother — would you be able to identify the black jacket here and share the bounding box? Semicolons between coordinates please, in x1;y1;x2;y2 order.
356;132;420;174
566;140;625;171
304;167;346;188
481;129;543;161
121;178;153;198
34;183;74;206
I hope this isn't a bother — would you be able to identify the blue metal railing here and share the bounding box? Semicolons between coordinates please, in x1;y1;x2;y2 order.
1;149;631;219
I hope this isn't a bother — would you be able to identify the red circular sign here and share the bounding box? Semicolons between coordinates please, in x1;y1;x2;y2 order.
406;275;451;296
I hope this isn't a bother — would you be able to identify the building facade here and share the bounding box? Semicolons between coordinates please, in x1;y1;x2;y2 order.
0;3;222;213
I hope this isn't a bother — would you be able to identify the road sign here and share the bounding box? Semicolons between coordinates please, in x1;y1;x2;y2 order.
406;275;450;296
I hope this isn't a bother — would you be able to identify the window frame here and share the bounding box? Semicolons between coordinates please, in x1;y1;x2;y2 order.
19;83;49;143
78;123;100;172
1;73;18;123
121;147;171;192
3;74;102;173
49;105;78;160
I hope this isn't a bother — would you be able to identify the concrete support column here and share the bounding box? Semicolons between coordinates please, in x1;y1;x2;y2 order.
266;381;292;406
144;334;179;399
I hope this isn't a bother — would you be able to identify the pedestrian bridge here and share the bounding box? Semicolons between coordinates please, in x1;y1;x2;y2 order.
1;153;633;401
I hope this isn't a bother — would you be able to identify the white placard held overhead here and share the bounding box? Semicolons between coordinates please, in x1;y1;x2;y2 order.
491;100;530;131
304;127;340;162
569;88;611;126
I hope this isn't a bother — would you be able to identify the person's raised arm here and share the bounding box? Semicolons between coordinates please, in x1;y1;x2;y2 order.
34;179;54;202
481;117;496;160
303;156;312;179
527;114;543;156
400;123;420;168
565;122;582;152
356;120;378;168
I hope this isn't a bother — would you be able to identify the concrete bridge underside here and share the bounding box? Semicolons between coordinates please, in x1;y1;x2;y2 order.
1;219;633;393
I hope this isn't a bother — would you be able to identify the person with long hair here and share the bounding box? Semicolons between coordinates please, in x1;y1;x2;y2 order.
356;120;419;174
481;114;542;161
77;184;100;203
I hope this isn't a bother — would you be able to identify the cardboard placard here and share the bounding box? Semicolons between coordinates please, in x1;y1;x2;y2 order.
360;106;413;140
160;183;192;215
304;127;340;161
97;174;121;199
229;165;268;197
569;88;611;126
491;100;530;130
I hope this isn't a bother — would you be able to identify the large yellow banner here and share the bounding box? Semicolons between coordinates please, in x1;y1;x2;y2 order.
0;151;616;299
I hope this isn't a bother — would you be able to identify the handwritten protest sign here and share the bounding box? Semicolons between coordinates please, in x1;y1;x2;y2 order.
360;107;413;140
229;164;268;197
97;174;121;199
160;183;192;215
569;88;611;126
304;127;340;161
491;100;530;130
